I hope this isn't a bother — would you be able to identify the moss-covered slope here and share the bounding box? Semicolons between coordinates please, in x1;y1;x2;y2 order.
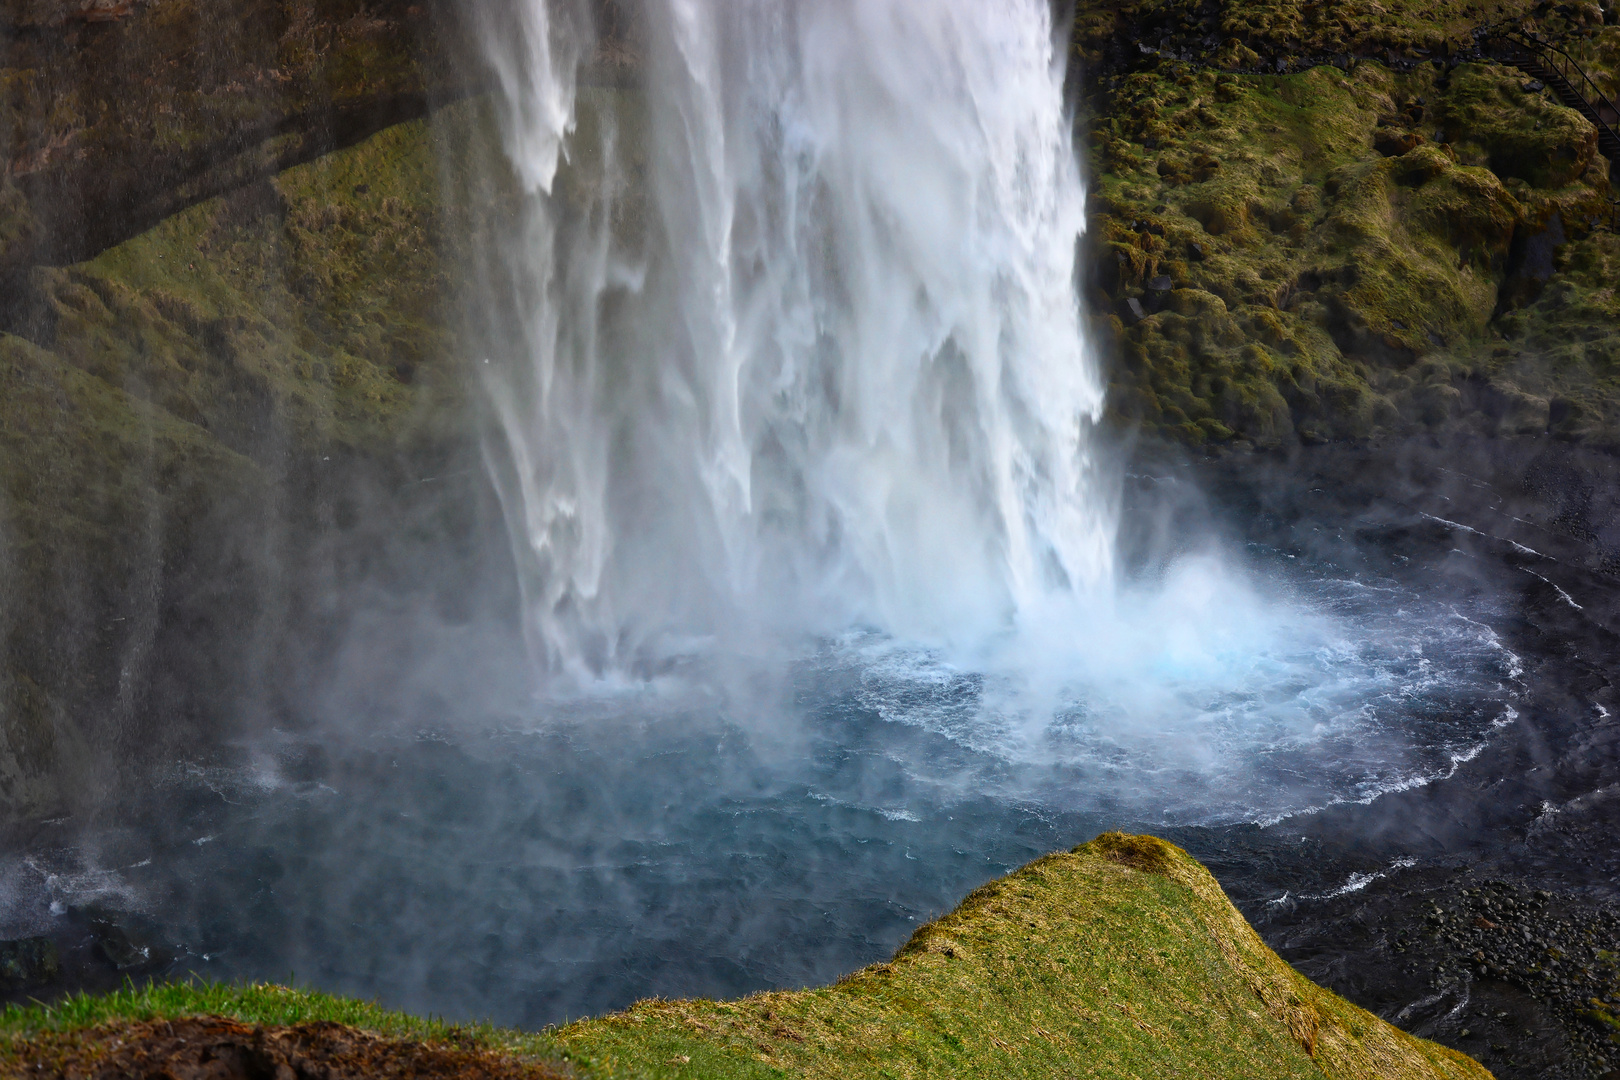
1081;0;1620;448
0;332;267;817
29;109;472;456
0;835;1490;1079
1089;53;1617;446
0;100;502;820
1073;0;1543;74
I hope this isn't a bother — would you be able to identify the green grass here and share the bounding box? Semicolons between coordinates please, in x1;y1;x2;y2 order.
3;837;1490;1080
0;979;569;1065
548;833;1490;1080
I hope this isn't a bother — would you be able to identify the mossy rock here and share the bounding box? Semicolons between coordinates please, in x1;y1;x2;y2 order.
0;98;518;819
1441;64;1597;189
0;327;268;813
1483;228;1620;442
27;107;480;461
1072;0;1541;75
0;0;469;271
1089;50;1619;448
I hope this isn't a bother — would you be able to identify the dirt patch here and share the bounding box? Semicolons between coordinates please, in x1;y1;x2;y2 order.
1;1016;575;1080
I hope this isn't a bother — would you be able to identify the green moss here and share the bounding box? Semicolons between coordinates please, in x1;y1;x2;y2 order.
35;104;482;461
1073;0;1539;74
0;837;1491;1080
1090;52;1617;447
1578;1001;1620;1042
1442;64;1597;188
0;0;452;271
0;667;81;821
0;328;268;813
0;326;264;593
1567;25;1620;103
1482;228;1620;442
0;100;511;818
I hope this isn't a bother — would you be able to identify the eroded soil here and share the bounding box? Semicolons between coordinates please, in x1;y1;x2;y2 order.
0;1016;573;1080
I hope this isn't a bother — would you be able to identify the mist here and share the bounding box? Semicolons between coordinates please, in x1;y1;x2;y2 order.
0;0;1555;1041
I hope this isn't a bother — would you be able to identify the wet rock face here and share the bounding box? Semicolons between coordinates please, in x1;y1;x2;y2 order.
0;98;530;823
0;0;474;284
0;0;646;298
0;937;57;988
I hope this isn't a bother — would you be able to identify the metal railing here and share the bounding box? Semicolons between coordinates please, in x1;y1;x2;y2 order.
1481;27;1620;150
1480;26;1620;228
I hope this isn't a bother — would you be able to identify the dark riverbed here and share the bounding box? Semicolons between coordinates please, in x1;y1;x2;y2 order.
2;436;1617;1080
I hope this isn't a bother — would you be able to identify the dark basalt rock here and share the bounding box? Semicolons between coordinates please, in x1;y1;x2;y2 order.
1164;437;1620;1080
0;937;58;987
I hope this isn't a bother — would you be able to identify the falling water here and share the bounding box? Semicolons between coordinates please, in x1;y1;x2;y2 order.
478;0;1108;678
462;0;1522;827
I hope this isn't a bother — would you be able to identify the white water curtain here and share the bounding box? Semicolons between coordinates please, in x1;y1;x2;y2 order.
478;0;1109;680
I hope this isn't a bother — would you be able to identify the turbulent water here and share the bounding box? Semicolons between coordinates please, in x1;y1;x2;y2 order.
0;517;1523;1026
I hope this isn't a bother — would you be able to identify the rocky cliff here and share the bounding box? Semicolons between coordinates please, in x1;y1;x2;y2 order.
0;0;469;282
0;107;493;820
0;0;651;821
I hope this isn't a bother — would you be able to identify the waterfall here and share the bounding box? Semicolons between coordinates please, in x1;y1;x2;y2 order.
479;0;1109;680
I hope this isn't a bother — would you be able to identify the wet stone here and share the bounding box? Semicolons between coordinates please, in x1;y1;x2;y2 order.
0;937;58;987
81;907;174;973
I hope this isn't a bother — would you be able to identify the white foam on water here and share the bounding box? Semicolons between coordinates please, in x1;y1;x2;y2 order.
0;851;144;938
835;554;1522;825
1523;567;1583;610
1265;856;1420;910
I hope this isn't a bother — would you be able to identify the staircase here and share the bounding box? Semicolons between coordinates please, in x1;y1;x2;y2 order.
1483;29;1620;163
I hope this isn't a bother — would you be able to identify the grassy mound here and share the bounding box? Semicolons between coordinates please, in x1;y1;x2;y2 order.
0;835;1491;1080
